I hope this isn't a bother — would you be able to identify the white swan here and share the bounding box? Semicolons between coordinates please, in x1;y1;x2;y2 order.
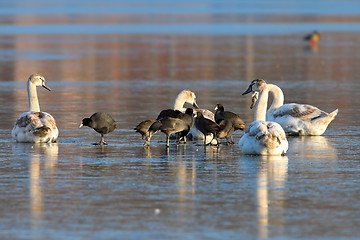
239;79;288;155
156;89;200;119
258;82;338;136
11;74;59;143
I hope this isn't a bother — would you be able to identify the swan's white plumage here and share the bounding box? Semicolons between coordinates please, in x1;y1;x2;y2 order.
11;74;59;143
239;79;288;156
266;84;338;136
239;121;288;155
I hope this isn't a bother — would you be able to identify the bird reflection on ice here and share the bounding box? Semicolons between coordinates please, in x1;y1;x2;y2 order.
12;143;58;238
288;136;338;162
241;154;289;239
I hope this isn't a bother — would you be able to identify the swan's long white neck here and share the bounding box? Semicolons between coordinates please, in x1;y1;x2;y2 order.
27;80;40;112
173;93;186;111
254;87;269;121
267;84;284;110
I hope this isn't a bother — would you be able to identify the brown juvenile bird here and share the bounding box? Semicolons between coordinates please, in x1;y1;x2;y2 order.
80;112;116;145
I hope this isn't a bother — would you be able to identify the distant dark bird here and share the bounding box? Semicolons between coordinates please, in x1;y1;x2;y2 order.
80;112;116;145
195;112;220;146
304;31;320;46
148;108;194;147
214;104;246;144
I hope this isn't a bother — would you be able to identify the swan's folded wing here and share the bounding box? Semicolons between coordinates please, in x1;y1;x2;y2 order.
15;112;42;129
247;121;286;143
193;109;214;121
267;121;287;141
273;103;325;121
247;121;268;137
39;112;57;129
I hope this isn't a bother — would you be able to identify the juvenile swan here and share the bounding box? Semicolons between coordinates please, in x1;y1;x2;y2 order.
239;79;288;155
259;82;338;136
157;89;199;119
12;74;59;143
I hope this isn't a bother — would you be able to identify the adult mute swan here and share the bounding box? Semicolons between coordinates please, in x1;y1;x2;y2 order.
239;79;288;155
257;82;338;136
12;74;59;143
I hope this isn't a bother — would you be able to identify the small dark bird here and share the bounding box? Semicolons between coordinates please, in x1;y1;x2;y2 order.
304;31;320;46
148;109;194;147
80;112;116;145
176;108;194;142
156;109;183;120
195;112;220;146
216;119;236;144
214;104;246;143
134;110;182;146
215;104;246;130
140;108;194;147
134;119;157;140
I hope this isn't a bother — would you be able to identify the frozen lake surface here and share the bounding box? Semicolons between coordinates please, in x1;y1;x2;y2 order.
0;0;360;239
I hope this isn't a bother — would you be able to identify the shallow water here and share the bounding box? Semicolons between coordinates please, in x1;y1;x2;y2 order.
1;0;360;239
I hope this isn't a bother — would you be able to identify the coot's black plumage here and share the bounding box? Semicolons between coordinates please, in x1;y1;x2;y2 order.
80;112;116;145
156;109;182;120
148;108;194;147
217;119;235;144
134;119;156;140
214;104;246;131
195;112;220;145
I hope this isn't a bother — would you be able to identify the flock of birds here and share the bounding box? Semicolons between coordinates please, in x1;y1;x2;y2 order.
11;73;338;156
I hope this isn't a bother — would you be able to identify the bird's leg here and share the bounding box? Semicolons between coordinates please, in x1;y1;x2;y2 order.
100;134;107;145
177;134;186;144
166;135;170;148
144;133;152;146
215;137;220;147
143;137;150;147
93;134;107;145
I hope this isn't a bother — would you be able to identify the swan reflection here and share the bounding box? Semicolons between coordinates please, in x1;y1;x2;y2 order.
288;136;337;161
12;143;58;238
241;154;288;239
